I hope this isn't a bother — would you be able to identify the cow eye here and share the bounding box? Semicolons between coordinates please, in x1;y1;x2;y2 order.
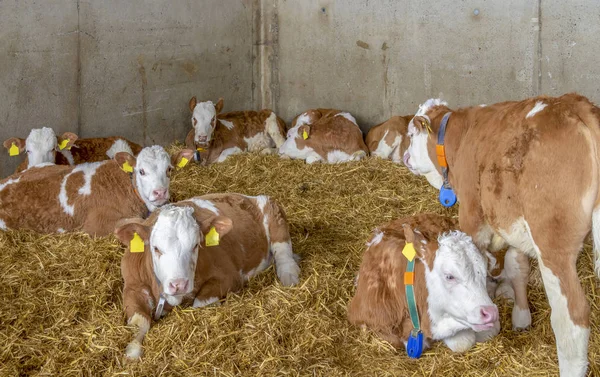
154;247;163;256
445;274;455;281
139;169;146;176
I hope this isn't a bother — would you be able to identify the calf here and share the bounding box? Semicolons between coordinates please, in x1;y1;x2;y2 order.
186;97;287;164
365;115;413;164
0;145;193;236
403;93;600;376
278;109;368;164
4;127;142;174
348;213;499;354
114;193;301;359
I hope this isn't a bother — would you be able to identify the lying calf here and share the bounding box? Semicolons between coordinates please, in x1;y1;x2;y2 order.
348;213;499;354
115;193;301;359
365;115;413;163
279;108;368;164
0;145;193;236
4;126;142;174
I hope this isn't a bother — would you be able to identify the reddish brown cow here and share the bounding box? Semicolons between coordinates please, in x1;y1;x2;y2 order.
365;115;413;164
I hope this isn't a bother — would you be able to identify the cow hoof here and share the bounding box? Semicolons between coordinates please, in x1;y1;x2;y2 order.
278;271;299;286
261;148;277;155
279;154;291;160
512;306;532;331
125;340;143;360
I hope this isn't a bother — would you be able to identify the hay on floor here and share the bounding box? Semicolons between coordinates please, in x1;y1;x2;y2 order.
0;152;598;377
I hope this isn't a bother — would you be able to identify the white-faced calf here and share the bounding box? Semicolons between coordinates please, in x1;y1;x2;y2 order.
348;213;499;354
114;193;300;359
186;97;287;164
0;145;193;236
4;127;142;174
279;108;368;164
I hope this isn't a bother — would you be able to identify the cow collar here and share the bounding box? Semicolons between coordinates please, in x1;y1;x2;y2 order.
435;112;457;207
402;241;424;358
153;271;167;320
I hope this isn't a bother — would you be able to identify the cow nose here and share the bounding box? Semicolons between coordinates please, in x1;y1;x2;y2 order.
480;305;499;323
152;188;168;200
197;135;207;142
168;279;189;294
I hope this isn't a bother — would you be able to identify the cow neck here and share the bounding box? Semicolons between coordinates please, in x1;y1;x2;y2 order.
435;112;457;207
128;172;150;217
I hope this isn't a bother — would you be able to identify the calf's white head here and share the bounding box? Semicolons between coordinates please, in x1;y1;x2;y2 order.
404;224;498;335
115;205;233;303
278;113;313;159
188;96;224;146
3;127;78;168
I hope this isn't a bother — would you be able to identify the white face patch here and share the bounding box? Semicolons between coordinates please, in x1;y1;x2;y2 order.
134;146;172;211
335;112;358;126
58;162;105;216
294;112;311;127
426;231;499;335
151;206;200;299
25;127;58;168
278;124;316;161
106;139;134;159
526;101;547;119
191;101;217;144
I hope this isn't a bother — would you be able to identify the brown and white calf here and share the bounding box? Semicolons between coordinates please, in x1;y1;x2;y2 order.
186;97;287;164
4;127;142;174
365;115;413;164
278;109;368;163
403;93;600;376
114;193;300;359
0;145;193;236
348;213;499;353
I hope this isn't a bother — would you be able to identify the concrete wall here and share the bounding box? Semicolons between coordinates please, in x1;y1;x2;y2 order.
1;0;599;175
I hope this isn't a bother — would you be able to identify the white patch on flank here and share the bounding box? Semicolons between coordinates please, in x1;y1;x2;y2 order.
193;297;220;308
106;139;134;159
58;162;104;216
592;207;600;277
219;119;235;130
186;198;219;215
479;104;487;107
497;217;537;258
335;112;358;126
0;219;7;231
526;101;548;118
60;149;75;165
265;112;286;148
255;195;271;244
327;150;358;163
0;177;21;192
216;147;243;162
25;127;58;168
271;240;300;286
244;132;273;152
243;258;272;281
57;228;65;233
366;230;384;247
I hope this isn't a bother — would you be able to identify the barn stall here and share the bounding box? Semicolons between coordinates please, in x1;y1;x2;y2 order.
1;1;600;376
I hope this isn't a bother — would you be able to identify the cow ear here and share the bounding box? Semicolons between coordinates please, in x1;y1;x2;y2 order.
298;125;310;140
402;224;432;260
57;132;78;150
214;98;224;114
411;116;431;134
114;219;151;249
189;96;197;112
114;151;137;172
200;215;233;239
3;137;26;155
172;148;195;169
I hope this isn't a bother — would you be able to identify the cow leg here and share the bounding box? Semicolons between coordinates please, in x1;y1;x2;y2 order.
504;247;531;330
537;252;589;376
305;155;321;164
271;240;300;286
123;287;153;360
193;278;228;308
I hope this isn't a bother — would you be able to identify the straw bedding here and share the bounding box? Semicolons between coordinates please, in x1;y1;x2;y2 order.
1;151;599;377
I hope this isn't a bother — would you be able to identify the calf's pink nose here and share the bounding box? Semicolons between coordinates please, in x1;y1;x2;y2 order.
168;279;189;294
480;305;499;323
153;188;168;200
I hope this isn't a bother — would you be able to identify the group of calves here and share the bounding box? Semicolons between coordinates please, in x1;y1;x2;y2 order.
2;92;600;376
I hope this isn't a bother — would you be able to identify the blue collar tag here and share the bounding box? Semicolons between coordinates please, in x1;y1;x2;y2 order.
439;185;457;207
407;329;424;358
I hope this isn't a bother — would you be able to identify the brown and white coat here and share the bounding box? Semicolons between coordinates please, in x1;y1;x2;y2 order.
365;115;413;164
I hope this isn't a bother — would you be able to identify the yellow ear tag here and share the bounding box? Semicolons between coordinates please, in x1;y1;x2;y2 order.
196;147;205;152
402;242;416;262
177;156;189;169
302;130;309;140
121;160;133;173
58;139;70;150
205;226;220;247
9;143;19;157
130;232;145;253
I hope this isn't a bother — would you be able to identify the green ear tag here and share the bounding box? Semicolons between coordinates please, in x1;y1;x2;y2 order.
130;232;145;253
205;226;220;247
9;143;19;156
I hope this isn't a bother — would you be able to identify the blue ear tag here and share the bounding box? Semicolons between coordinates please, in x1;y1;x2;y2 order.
439;186;457;207
407;329;424;358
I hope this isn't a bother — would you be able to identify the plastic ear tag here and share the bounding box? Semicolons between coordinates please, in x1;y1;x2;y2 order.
302;130;309;140
9;143;19;156
205;226;220;247
130;232;145;253
406;329;424;358
439;186;457;207
58;139;70;150
196;147;205;152
121;160;133;173
177;157;189;169
402;242;416;262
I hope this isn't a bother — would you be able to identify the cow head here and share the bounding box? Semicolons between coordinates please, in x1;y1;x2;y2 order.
3;127;78;168
114;145;175;212
278;113;312;159
115;205;233;305
403;224;499;335
188;96;224;147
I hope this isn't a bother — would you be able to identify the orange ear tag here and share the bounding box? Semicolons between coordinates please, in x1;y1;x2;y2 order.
130;232;145;253
58;139;70;150
121;160;133;173
205;226;220;247
402;242;416;262
177;157;189;169
9;143;19;157
302;130;309;140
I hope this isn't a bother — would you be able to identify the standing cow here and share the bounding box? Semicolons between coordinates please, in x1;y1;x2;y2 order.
402;93;600;376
